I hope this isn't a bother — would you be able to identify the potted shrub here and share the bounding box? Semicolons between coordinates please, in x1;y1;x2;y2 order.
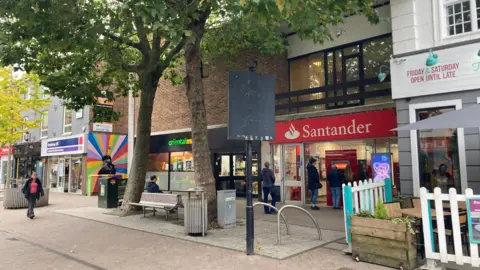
351;201;417;270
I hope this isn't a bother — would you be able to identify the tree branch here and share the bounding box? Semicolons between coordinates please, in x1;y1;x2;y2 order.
133;16;150;54
103;32;142;51
160;36;186;70
121;63;139;73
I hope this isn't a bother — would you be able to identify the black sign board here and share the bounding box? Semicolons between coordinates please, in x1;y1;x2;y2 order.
227;70;276;141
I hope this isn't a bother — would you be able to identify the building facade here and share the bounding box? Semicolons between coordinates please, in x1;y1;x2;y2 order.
39;97;128;195
391;0;480;196
128;1;397;204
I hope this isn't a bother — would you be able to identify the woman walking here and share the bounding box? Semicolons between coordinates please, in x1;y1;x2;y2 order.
22;171;44;219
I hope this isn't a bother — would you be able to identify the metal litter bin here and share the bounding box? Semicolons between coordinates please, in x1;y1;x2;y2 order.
184;187;208;236
217;190;236;229
98;177;119;209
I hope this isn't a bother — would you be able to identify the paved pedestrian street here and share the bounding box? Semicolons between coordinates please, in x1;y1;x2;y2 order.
0;192;392;270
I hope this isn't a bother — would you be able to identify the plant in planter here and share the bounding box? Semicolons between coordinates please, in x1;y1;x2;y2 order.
351;201;417;270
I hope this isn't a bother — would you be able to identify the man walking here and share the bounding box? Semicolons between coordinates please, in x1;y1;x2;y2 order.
307;158;321;210
22;171;44;219
261;162;276;214
328;165;342;209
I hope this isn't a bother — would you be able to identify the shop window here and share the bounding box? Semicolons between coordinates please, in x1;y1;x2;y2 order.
363;37;392;79
343;45;360;56
219;155;230;177
170;152;195;191
335;50;343;84
146;153;169;190
290;53;325;91
70;157;82;194
417;107;461;193
233;154;246;176
327;52;334;85
63;108;72;134
41;112;48;138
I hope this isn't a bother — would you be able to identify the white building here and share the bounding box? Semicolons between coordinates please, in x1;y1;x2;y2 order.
391;0;480;195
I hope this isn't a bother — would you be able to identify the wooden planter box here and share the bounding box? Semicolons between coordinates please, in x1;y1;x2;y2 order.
351;216;417;270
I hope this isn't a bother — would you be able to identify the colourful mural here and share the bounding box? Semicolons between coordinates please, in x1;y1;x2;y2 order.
87;133;128;195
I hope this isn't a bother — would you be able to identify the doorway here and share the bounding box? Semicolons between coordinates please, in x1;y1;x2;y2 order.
283;144;304;205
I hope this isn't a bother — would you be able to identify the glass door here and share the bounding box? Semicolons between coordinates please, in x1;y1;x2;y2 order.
57;157;66;192
283;144;304;205
70;156;83;194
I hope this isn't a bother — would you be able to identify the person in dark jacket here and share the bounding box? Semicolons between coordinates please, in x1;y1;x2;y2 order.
307;158;321;210
328;165;342;209
260;162;276;214
147;175;163;193
22;171;45;219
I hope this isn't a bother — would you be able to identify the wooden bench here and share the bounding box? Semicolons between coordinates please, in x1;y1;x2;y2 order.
130;193;182;220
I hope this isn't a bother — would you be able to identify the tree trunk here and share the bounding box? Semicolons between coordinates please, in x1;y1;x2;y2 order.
121;71;159;212
184;8;216;222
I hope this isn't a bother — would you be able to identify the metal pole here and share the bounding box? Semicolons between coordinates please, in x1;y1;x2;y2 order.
245;61;257;255
127;87;135;175
246;140;254;255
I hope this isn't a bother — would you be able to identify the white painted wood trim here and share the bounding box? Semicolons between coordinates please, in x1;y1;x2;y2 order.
409;99;467;196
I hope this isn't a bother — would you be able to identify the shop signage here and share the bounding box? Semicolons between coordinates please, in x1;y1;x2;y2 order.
467;197;480;244
371;153;391;183
168;138;192;146
272;109;397;144
41;134;87;157
93;122;113;133
0;146;12;156
391;42;480;99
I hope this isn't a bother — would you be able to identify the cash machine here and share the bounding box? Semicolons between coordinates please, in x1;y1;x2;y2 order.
325;150;357;207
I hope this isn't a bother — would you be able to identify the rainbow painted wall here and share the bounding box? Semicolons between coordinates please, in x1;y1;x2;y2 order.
87;132;128;195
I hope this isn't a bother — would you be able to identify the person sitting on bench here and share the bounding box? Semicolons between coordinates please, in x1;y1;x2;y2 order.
147;176;163;193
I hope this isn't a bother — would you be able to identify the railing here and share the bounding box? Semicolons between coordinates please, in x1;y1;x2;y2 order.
420;187;480;268
276;205;322;244
342;178;392;253
252;202;290;235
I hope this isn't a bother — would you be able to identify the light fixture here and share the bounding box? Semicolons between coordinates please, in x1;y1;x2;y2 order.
377;65;390;82
426;49;438;66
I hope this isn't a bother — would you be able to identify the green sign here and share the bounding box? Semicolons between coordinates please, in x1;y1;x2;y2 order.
168;138;192;146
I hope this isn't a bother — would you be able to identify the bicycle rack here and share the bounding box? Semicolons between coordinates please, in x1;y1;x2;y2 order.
252;202;290;235
276;205;322;245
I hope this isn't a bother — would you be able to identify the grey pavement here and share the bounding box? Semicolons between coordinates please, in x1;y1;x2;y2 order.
0;192;389;270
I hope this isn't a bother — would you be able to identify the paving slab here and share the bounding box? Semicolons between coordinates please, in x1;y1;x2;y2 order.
55;206;345;260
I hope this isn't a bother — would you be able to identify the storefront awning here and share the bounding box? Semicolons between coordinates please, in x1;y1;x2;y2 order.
393;104;480;131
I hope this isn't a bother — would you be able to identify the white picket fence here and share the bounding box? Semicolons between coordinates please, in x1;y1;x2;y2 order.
420;187;480;268
343;178;392;253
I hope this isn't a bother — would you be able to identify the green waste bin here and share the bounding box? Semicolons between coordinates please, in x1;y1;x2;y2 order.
98;177;119;208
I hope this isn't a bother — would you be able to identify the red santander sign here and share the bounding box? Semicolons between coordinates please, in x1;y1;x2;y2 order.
272;109;397;144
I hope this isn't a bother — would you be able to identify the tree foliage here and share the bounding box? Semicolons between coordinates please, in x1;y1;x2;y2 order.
0;66;50;146
0;0;380;214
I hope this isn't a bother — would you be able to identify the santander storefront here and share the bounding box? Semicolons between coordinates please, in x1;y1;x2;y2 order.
270;109;398;206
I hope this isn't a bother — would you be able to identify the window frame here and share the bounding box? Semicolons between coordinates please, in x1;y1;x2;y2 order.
408;99;467;196
280;33;393;113
434;0;480;45
41;111;48;138
63;107;72;135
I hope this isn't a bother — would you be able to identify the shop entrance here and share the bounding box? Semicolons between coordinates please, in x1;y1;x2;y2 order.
283;144;304;205
213;152;259;198
272;138;399;205
48;156;83;194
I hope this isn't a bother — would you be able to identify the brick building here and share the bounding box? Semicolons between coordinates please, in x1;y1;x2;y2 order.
122;1;398;204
